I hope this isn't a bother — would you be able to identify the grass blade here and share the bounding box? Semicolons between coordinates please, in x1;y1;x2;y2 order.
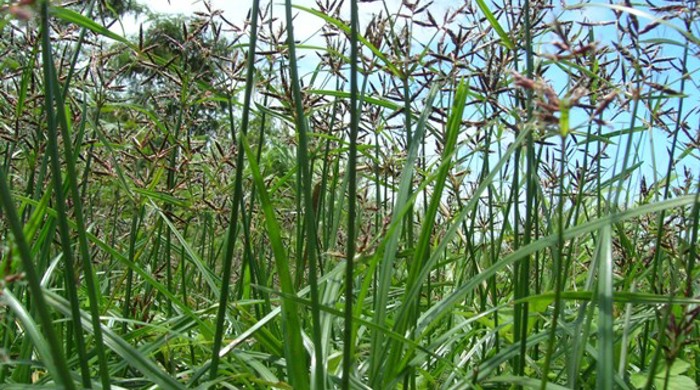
240;129;309;389
597;225;615;390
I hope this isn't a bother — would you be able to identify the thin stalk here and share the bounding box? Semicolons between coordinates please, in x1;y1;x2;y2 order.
514;0;535;379
122;206;141;336
47;37;112;390
540;132;567;390
209;5;260;372
643;37;691;389
39;2;92;386
648;23;690;292
207;65;260;381
284;0;325;387
342;0;359;387
685;181;699;297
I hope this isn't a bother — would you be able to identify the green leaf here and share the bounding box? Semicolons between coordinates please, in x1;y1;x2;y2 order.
668;360;691;376
631;373;647;389
134;188;190;208
631;360;694;390
151;203;222;296
49;6;135;48
292;5;403;77
474;0;515;50
664;375;697;390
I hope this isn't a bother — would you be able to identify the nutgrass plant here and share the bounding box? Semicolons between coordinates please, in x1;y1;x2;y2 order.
0;0;699;388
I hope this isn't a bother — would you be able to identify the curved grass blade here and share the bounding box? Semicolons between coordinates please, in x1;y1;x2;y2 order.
417;194;699;333
485;375;570;390
240;129;309;389
383;80;469;384
0;177;73;389
1;289;67;387
13;194;216;339
152;204;221;297
474;0;515;50
292;5;402;77
567;3;700;46
49;5;134;48
517;291;700;306
43;290;186;390
366;82;441;386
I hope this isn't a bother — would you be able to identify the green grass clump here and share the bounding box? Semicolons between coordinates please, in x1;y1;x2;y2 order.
0;0;698;388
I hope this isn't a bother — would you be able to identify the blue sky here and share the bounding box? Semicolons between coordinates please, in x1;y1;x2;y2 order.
114;0;698;204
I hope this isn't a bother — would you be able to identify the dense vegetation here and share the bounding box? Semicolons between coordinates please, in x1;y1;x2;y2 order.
0;0;698;388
